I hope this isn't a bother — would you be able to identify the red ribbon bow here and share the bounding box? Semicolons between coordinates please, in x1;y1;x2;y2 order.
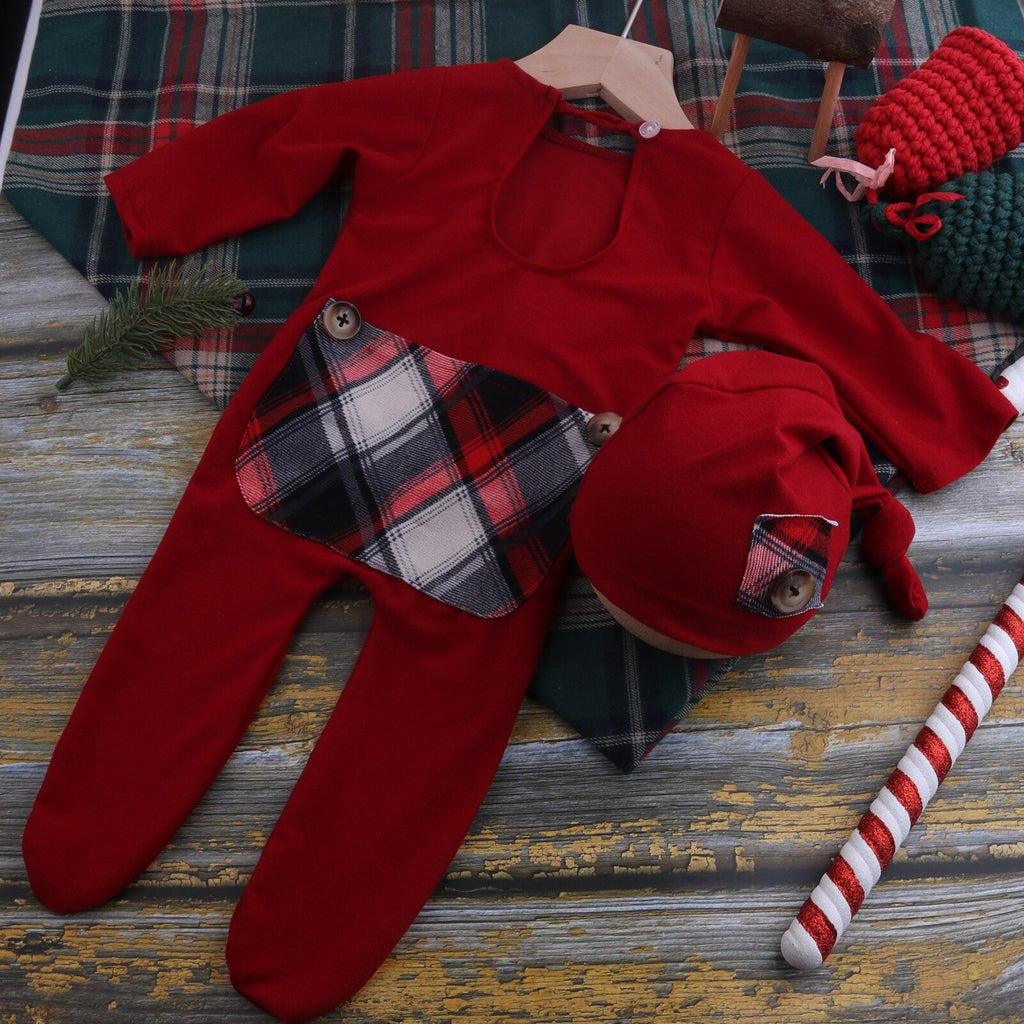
870;190;965;242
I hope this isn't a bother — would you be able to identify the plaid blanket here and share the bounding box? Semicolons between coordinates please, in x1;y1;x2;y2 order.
5;0;1024;771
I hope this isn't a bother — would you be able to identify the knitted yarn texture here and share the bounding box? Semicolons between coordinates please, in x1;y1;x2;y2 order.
856;27;1024;197
867;170;1024;323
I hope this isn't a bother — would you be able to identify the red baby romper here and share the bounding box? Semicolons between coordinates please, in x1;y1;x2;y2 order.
22;60;1016;1023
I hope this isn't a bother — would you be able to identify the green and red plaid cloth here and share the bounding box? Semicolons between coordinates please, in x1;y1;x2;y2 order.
5;0;1024;770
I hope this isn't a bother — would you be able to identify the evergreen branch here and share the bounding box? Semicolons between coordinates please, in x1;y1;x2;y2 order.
57;261;248;390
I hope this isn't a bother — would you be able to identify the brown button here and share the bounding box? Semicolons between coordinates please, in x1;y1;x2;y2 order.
770;569;815;614
230;291;256;317
321;300;361;341
587;411;622;446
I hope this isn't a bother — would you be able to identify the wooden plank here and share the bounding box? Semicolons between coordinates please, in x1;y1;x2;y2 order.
2;881;1024;1023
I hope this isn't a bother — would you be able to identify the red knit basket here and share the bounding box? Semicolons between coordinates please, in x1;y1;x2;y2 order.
856;26;1024;197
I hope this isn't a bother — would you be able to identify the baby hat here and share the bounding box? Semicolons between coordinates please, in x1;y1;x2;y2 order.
855;26;1024;198
570;351;927;658
866;169;1024;323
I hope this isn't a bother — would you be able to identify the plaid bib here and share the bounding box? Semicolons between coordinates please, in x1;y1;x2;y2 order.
235;302;596;617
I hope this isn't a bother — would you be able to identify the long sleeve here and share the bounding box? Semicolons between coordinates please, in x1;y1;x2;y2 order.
104;66;448;259
705;171;1016;494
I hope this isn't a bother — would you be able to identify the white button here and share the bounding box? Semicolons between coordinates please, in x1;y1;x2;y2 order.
638;120;661;139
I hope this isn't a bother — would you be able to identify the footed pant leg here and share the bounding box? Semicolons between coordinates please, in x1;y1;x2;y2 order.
22;408;347;914
225;567;562;1024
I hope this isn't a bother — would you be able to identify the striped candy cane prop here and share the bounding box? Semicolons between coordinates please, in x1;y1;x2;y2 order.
781;576;1024;970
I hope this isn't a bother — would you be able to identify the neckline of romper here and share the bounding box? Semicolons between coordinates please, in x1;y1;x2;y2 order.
491;59;662;275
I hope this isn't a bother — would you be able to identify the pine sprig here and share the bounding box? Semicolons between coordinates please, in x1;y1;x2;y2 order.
57;262;248;390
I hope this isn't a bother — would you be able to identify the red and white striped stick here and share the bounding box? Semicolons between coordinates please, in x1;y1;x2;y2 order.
781;575;1024;970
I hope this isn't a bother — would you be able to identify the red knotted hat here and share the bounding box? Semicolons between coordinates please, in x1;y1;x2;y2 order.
855;26;1024;198
570;351;927;658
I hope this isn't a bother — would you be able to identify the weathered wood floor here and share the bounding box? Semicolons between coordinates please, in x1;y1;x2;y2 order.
3;195;1024;1022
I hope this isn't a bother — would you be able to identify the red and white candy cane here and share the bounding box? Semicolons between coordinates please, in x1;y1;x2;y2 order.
781;575;1024;970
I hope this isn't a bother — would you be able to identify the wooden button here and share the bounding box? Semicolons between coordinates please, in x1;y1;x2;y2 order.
587;411;623;446
321;300;361;341
770;569;815;614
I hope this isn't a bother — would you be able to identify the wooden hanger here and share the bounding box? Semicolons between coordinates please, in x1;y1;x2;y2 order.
515;6;692;130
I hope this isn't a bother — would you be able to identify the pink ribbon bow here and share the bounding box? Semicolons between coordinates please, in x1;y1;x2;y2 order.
812;148;897;202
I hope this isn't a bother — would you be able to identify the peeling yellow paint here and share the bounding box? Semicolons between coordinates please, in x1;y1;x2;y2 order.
8;918;1020;1024
26;970;80;997
1004;438;1024;466
990;841;1024;859
735;849;755;872
342;928;1024;1023
147;963;210;1000
714;782;755;807
2;576;138;598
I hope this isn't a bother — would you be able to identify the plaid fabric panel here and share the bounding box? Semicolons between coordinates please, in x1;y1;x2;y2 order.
530;574;735;772
7;0;1023;770
235;304;595;617
736;514;837;618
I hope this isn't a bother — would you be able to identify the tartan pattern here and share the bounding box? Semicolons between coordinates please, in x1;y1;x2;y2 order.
235;304;595;618
5;0;1023;770
529;574;735;772
7;1;1024;398
737;514;836;618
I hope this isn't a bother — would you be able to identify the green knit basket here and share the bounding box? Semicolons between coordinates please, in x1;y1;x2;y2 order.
866;170;1024;323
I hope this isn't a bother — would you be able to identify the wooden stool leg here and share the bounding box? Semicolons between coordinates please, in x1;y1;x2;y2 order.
808;61;846;162
711;33;751;140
